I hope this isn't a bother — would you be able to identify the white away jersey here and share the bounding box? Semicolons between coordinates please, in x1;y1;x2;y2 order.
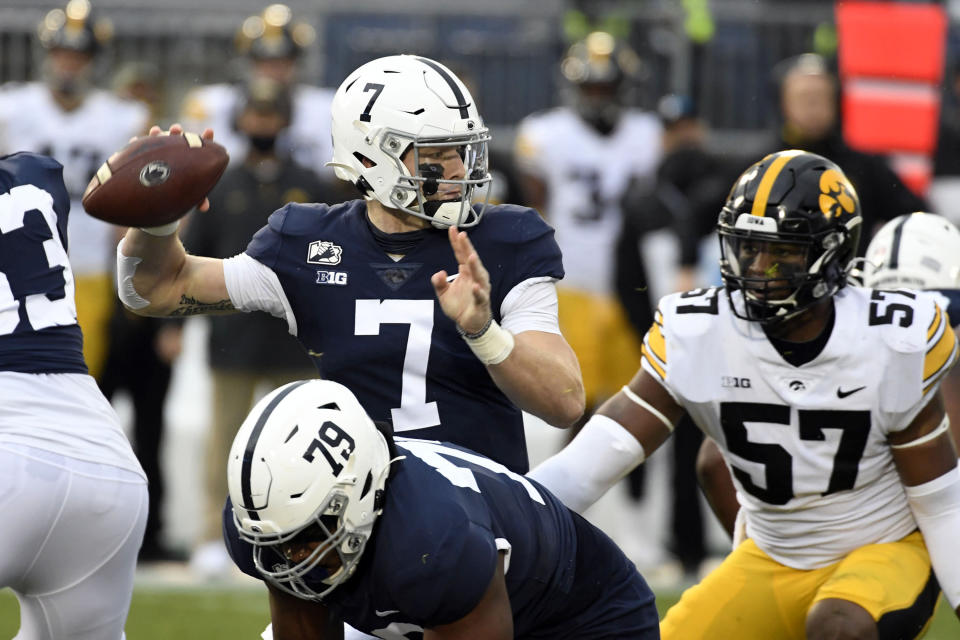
515;107;661;295
180;82;335;178
0;83;148;275
641;286;958;569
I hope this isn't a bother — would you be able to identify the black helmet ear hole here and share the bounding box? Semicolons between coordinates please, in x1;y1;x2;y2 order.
355;176;373;197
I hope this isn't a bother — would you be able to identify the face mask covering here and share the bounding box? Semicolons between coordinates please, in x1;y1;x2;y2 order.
248;135;277;153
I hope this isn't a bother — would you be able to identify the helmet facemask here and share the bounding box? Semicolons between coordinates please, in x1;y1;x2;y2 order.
719;210;858;324
379;131;492;229
239;485;378;601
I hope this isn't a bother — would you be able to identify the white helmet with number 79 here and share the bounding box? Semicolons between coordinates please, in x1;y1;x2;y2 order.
327;54;492;229
227;379;393;600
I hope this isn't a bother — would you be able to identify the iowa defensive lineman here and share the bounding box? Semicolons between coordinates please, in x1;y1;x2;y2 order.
531;150;960;638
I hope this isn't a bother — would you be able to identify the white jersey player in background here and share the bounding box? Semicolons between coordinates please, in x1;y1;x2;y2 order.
530;150;960;638
0;151;147;640
514;31;663;566
515;31;662;410
0;0;148;379
180;3;335;182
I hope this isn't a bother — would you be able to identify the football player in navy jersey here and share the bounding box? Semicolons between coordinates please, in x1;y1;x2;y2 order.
116;55;584;477
0;152;148;639
222;379;659;640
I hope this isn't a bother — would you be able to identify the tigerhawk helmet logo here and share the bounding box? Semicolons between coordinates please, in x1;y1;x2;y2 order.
818;169;857;219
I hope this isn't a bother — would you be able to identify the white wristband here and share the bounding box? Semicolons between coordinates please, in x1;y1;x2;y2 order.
462;319;515;365
139;220;179;236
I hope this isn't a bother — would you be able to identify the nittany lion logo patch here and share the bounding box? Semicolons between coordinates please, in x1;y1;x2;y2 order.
818;169;858;219
307;240;342;265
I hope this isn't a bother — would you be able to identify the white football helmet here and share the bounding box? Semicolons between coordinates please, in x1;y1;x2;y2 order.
327;54;492;228
227;379;393;600
863;212;960;289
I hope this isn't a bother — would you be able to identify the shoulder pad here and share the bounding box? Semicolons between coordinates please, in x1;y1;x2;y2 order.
643;288;727;403
865;288;957;413
657;288;723;338
872;288;936;354
386;515;496;625
264;201;337;236
479;205;551;242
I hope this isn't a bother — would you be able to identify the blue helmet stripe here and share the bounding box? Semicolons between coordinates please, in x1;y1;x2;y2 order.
241;380;311;521
416;57;470;119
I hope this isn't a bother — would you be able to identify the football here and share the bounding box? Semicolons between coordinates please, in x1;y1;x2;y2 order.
82;132;228;227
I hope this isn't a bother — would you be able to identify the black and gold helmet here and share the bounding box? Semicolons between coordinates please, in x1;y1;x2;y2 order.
717;150;862;324
38;0;112;55
560;31;643;133
235;4;315;61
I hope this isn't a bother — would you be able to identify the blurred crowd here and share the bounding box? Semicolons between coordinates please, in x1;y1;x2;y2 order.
0;0;957;585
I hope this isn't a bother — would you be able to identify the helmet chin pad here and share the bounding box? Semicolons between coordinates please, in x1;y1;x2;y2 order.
424;198;468;229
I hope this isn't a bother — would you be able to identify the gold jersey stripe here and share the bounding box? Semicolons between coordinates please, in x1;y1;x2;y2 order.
924;322;958;382
924;337;958;395
751;150;804;217
927;305;943;342
646;319;667;363
641;344;666;381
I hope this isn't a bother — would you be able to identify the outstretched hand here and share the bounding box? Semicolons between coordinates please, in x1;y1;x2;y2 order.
138;123;216;212
431;226;493;335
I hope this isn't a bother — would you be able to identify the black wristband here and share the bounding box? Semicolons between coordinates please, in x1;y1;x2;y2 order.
456;316;493;340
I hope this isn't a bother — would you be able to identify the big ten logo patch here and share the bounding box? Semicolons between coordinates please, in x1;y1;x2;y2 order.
721;376;752;388
315;270;348;286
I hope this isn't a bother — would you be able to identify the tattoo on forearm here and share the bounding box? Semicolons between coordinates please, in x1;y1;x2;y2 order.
170;294;233;316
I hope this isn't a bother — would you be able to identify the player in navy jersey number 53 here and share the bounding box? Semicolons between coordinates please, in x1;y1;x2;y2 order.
222;379;659;640
116;55;584;476
0;152;147;640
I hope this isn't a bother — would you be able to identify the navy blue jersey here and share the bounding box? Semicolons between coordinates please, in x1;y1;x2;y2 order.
224;438;658;639
934;289;960;327
244;201;564;473
0;152;85;374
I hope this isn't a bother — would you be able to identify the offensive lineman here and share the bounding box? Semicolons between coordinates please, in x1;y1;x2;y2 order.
0;152;147;640
222;379;659;639
530;150;960;638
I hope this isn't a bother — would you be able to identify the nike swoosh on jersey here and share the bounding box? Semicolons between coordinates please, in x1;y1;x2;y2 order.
836;385;867;398
375;609;400;617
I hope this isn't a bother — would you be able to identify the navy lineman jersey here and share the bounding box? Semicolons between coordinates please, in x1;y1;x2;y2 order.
933;289;960;327
0;152;85;374
244;200;564;473
224;438;658;639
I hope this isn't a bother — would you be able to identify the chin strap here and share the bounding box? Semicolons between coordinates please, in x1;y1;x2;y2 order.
429;200;465;228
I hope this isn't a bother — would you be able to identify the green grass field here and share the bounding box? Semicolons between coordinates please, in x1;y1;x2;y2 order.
1;585;958;638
